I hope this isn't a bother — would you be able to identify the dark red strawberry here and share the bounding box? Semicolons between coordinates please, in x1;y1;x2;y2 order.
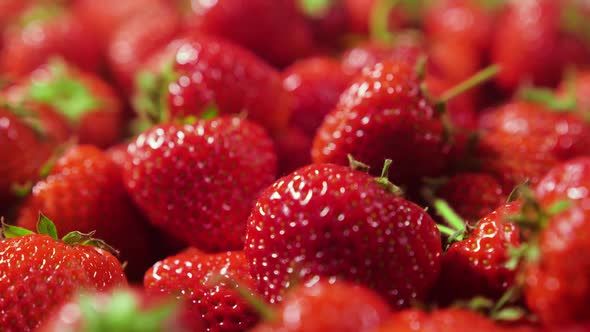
40;287;195;332
0;216;127;331
0;4;102;79
435;173;507;224
371;308;508;332
252;280;391;332
123;116;277;252
133;36;291;134
3;60;124;148
340;41;423;77
491;0;562;91
16;145;154;282
282;56;352;137
145;249;258;332
433;202;521;304
245;163;442;306
107;2;183;95
182;0;315;67
273;126;313;176
312;60;448;189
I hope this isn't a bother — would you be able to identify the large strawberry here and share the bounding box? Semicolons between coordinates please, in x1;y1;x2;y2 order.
16;145;153;281
145;249;258;332
133;36;291;134
182;0;315;67
123;116;277;252
245;162;442;306
3;59;124;148
252;280;391;332
311;60;449;190
0;3;102;79
0;216;127;331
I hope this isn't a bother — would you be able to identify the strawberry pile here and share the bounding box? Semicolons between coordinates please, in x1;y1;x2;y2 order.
2;0;590;331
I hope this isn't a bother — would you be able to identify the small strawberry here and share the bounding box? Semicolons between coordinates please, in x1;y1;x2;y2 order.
133;36;291;134
16;145;154;281
282;56;352;138
144;249;258;332
123;116;277;252
40;287;194;332
371;308;508;332
3;59;124;148
182;0;315;67
251;280;391;332
432;201;522;304
435;173;507;224
245;162;442;307
0;215;127;331
0;4;102;79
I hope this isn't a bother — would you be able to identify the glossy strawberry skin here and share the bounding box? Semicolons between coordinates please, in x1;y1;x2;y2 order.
491;0;562;91
0;234;126;331
16;145;154;281
312;61;448;189
123;117;277;252
252;281;391;332
372;308;505;332
526;158;590;326
245;163;442;307
340;42;423;77
437;173;506;224
144;249;258;332
433;202;521;304
184;0;314;67
0;7;102;79
282;56;352;137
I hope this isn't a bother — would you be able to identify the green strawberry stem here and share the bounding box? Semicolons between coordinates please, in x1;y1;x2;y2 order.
437;65;501;105
370;0;400;43
0;99;46;137
19;3;63;28
347;154;371;173
375;159;404;195
561;2;590;45
298;0;333;18
208;275;276;322
437;224;457;237
519;87;576;112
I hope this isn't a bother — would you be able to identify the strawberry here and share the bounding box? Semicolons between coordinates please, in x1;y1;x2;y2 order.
298;0;351;50
251;280;391;332
522;157;590;326
311;60;449;189
558;70;590;113
40;287;195;332
426;38;480;86
3;60;124;148
182;0;315;67
0;216;127;331
340;41;423;77
16;145;154;282
106;2;183;95
491;0;562;91
371;308;508;332
123;116;277;252
273;126;313;176
435;173;507;224
424;75;477;129
0;4;102;79
133;36;291;134
432;202;522;304
245;162;442;306
144;249;258;332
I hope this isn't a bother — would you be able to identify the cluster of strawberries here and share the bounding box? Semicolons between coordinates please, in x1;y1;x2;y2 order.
2;0;590;331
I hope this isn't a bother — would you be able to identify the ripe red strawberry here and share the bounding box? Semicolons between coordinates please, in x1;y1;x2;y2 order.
340;41;423;77
427;38;480;85
435;173;507;224
0;216;127;331
123;116;277;252
144;249;258;332
182;0;315;67
245;163;442;306
433;201;521;304
16;145;154;281
107;2;182;95
133;36;291;134
252;280;391;332
40;287;195;332
371;308;507;332
298;0;351;50
0;4;102;79
491;0;562;91
312;60;448;189
282;56;351;137
273;126;313;176
522;157;590;326
479;101;590;161
3;60;124;148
